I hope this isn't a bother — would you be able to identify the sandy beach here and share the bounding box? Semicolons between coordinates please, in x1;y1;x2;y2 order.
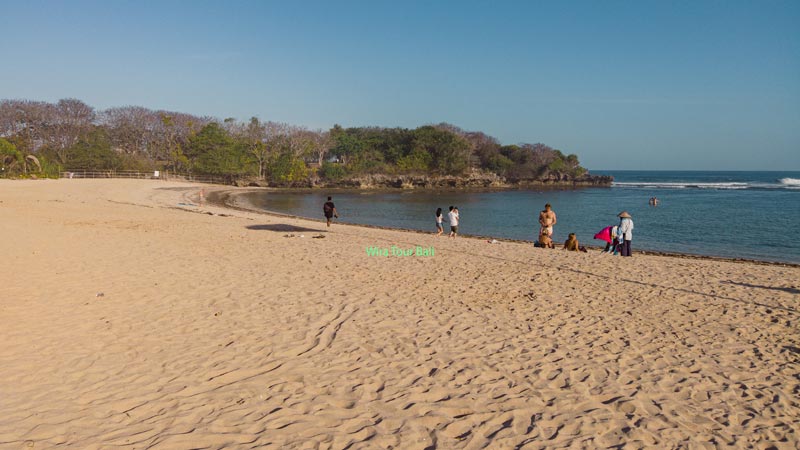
0;179;798;449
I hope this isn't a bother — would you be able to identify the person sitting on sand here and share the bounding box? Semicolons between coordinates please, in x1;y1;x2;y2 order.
323;196;338;228
538;228;555;249
563;233;580;251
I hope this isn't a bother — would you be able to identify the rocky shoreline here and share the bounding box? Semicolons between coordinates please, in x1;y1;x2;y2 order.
237;171;613;189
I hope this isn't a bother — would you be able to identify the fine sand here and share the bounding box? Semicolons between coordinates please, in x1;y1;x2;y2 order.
0;179;798;449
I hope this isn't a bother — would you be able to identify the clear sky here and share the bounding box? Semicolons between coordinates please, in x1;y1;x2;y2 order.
1;0;798;170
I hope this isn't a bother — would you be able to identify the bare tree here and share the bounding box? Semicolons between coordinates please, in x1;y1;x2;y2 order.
310;129;332;166
464;131;500;167
101;106;155;157
231;117;269;178
526;143;558;168
48;99;95;165
144;110;210;170
260;122;311;159
0;100;51;154
241;117;263;177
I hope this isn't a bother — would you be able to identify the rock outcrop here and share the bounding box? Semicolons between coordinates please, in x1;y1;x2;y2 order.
233;170;612;189
313;171;612;189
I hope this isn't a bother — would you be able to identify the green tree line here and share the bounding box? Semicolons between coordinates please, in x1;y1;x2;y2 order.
1;98;587;183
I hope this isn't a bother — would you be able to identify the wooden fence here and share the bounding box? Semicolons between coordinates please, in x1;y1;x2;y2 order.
59;170;232;185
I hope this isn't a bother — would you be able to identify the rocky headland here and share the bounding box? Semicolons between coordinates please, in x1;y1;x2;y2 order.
238;171;613;189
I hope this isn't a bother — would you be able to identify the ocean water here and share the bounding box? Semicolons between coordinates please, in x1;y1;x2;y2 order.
240;171;800;264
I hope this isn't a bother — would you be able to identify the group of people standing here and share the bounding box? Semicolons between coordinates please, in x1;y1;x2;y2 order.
326;195;634;256
435;201;634;255
597;211;634;256
537;203;558;248
536;203;634;256
535;203;587;252
435;206;460;238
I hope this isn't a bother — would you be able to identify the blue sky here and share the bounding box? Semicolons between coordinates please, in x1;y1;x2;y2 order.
1;0;798;170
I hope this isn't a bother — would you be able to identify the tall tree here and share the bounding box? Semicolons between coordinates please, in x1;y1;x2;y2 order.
101;106;156;158
0;138;22;175
65;127;121;170
412;126;470;175
310;130;332;166
188;123;253;177
48;99;95;165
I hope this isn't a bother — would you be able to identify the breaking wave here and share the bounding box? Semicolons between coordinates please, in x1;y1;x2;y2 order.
780;177;800;187
613;182;749;190
614;179;800;190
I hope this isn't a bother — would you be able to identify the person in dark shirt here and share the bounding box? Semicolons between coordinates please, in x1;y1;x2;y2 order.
323;196;338;228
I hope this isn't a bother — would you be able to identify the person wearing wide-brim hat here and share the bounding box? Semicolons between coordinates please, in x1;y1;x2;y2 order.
617;211;634;256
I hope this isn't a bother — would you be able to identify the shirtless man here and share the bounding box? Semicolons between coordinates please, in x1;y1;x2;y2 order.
538;203;557;240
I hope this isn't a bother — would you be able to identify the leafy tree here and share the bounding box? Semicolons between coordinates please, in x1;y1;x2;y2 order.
548;158;566;172
412;126;470;175
243;117;269;178
188;123;254;177
396;148;432;172
319;161;347;180
0;138;22;176
266;150;309;184
1;97;594;182
486;153;514;175
65;127;121;170
332;132;365;166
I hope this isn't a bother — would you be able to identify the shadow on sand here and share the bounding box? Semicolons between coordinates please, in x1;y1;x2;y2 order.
721;281;800;295
561;268;799;315
246;224;325;233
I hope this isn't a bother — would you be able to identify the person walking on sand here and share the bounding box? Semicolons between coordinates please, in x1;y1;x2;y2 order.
618;211;634;256
435;207;444;236
538;203;557;240
448;206;459;238
323;196;338;228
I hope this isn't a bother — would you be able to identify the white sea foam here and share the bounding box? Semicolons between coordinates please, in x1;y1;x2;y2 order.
613;179;800;190
612;182;750;190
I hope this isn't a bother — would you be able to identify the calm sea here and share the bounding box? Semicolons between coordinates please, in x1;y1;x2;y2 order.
240;171;800;264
